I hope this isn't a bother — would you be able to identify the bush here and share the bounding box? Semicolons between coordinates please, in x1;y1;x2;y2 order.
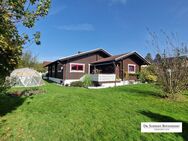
82;74;93;88
70;81;83;87
139;66;157;83
0;77;11;94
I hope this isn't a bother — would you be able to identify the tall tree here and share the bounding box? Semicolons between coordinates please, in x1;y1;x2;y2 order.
18;51;46;72
0;0;51;89
145;53;153;63
154;53;161;62
148;31;188;99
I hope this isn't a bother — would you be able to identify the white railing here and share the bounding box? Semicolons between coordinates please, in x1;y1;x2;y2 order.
90;74;116;82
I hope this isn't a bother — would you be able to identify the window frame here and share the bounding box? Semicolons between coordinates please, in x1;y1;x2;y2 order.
57;65;63;72
128;64;136;74
52;65;55;73
70;63;85;73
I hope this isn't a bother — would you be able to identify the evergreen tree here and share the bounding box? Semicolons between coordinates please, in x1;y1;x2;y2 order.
145;53;153;63
154;53;162;62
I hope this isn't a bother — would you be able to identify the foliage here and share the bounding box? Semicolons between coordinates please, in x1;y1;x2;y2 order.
0;0;51;91
18;51;46;72
70;81;84;87
145;53;153;63
0;78;11;94
70;75;93;88
0;82;188;140
82;74;93;88
148;31;188;98
139;65;157;83
124;71;139;80
154;53;161;62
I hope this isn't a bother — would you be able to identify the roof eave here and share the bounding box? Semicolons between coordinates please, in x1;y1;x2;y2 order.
59;48;112;61
115;51;151;65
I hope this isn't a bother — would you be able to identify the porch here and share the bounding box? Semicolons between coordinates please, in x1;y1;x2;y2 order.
90;62;122;84
90;58;140;84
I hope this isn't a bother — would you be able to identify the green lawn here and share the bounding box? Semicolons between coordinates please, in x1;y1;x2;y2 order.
0;82;188;141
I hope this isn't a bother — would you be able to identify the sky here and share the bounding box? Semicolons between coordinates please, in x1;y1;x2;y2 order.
23;0;188;61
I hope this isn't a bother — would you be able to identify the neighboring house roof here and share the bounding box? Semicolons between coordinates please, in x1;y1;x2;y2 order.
45;48;112;67
92;51;151;65
43;61;52;67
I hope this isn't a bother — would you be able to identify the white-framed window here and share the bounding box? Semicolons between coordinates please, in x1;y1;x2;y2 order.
70;63;85;73
128;64;136;73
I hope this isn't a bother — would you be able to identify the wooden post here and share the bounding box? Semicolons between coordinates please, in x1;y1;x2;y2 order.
113;62;117;87
122;60;124;81
94;65;96;74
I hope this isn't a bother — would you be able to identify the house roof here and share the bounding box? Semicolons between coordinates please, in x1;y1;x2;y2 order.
91;53;129;64
91;51;151;65
59;48;111;61
44;48;112;67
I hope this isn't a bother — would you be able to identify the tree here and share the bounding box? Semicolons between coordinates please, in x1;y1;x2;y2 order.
0;0;51;90
18;51;46;72
145;53;153;63
148;31;188;99
154;53;161;62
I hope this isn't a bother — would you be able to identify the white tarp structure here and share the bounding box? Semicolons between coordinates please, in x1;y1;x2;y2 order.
10;68;44;87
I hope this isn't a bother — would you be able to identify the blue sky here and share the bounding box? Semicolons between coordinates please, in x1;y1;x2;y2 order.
25;0;188;61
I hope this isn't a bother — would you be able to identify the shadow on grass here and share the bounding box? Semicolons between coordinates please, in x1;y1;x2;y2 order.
115;86;162;98
0;94;26;116
140;111;188;141
44;79;55;84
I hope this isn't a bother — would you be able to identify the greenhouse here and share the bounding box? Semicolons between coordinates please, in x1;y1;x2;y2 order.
10;68;44;87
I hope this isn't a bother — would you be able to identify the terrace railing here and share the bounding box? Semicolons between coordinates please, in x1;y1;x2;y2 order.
90;74;116;82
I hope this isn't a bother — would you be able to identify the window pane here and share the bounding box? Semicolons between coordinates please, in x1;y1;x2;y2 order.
71;65;77;70
52;66;55;72
78;65;83;71
58;65;63;72
129;65;135;72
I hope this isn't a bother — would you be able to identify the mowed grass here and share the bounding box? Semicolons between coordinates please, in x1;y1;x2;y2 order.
0;82;188;141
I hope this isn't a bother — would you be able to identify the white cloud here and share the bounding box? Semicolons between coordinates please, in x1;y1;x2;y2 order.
55;24;95;31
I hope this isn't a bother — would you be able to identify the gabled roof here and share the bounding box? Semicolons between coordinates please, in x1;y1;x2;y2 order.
91;53;129;64
45;48;111;67
92;51;151;65
59;48;111;61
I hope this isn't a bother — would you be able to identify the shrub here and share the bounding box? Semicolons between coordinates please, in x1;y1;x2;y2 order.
70;81;83;87
0;77;11;94
82;74;93;88
139;66;157;83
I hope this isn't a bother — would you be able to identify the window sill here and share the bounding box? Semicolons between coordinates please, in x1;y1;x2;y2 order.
128;72;136;74
70;71;85;73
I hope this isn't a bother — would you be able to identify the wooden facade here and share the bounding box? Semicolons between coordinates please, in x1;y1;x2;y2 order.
47;49;111;81
45;49;150;84
91;53;148;81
